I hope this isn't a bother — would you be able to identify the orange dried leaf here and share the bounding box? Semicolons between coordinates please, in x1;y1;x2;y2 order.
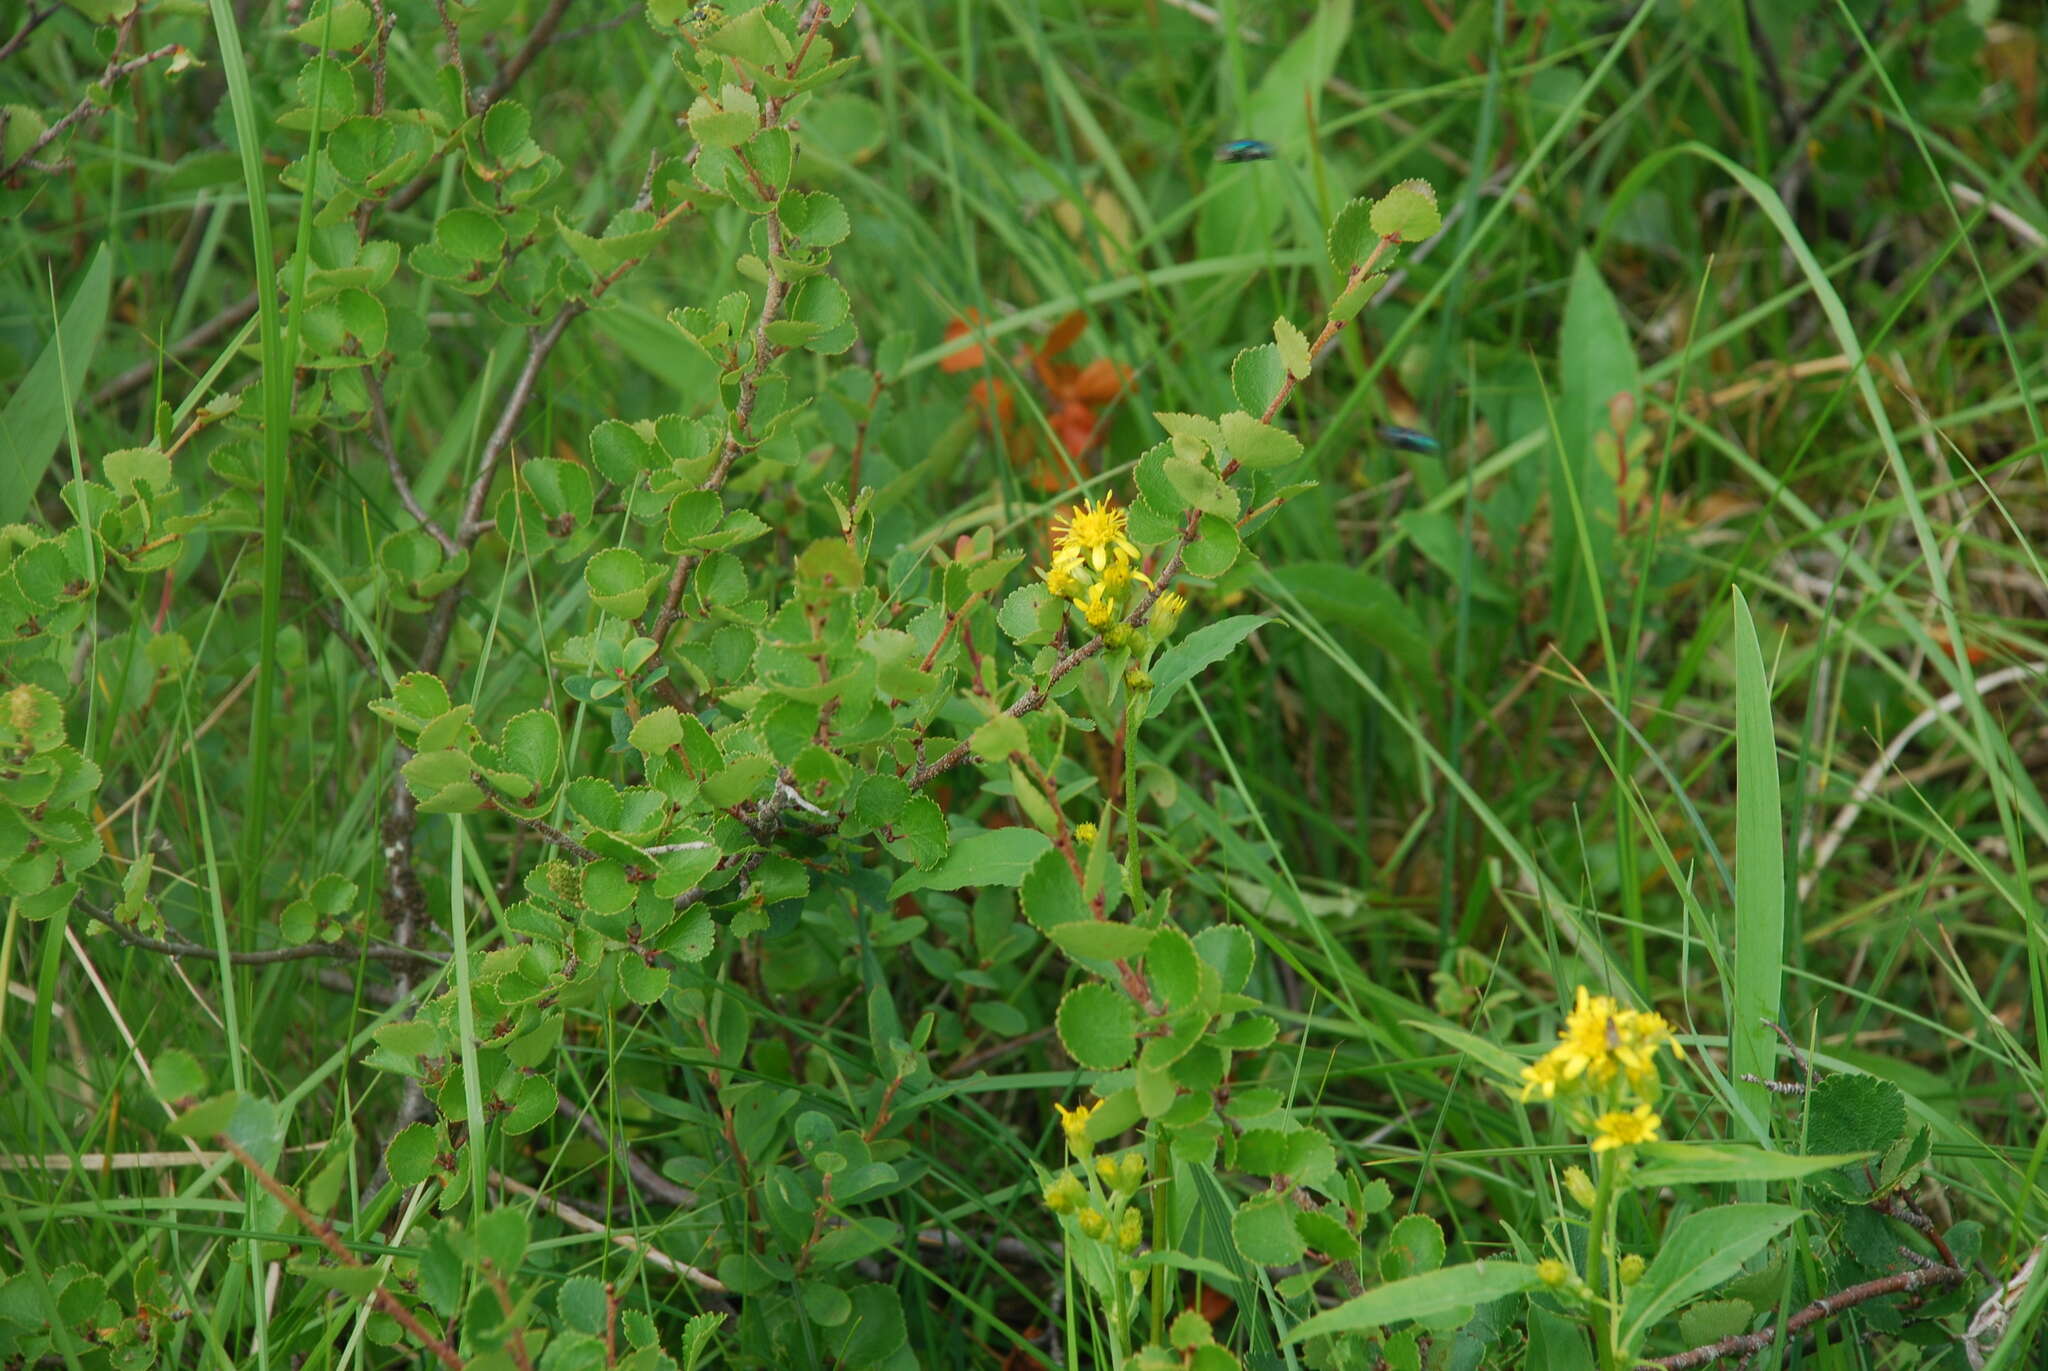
940;311;989;373
1042;310;1088;360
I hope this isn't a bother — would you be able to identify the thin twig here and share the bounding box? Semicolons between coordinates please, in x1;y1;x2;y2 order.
0;38;187;180
490;1171;727;1293
75;898;445;967
0;3;58;65
367;369;459;556
1652;1264;1965;1369
555;1097;697;1208
476;0;576;109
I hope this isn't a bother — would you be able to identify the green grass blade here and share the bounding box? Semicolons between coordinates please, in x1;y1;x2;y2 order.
1729;587;1785;1179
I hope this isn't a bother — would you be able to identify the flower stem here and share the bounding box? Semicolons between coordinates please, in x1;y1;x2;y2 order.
1585;1149;1624;1370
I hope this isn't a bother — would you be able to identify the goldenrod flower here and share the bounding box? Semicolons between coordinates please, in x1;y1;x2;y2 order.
1054;1100;1098;1157
1590;1103;1660;1153
1079;579;1118;631
1519;1052;1568;1102
1613;1008;1684;1082
1052;494;1142;572
1554;987;1625;1086
1043;560;1081;601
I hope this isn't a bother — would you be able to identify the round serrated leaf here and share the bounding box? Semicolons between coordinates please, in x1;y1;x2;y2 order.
1370;179;1440;242
385;1121;438;1186
1273;317;1313;378
997;584;1062;645
584;546;654;618
1326;196;1376;273
1233;1193;1305;1266
1230;343;1287;417
1183;515;1240;578
1056;982;1136;1069
1220;411;1304;470
1381;1212;1446;1280
436;207;506;261
152;1048;207;1106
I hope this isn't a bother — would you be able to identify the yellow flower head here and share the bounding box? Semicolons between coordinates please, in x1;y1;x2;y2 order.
1054;1100;1098;1157
1519;1052;1568;1102
1613;1008;1684;1082
1554;986;1625;1086
1077;1206;1108;1240
1074;822;1099;845
1080;579;1118;631
1590;1102;1660;1153
1053;494;1142;572
1043;560;1082;601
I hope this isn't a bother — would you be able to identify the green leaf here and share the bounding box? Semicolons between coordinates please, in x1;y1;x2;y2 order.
1617;1205;1801;1355
1221;411;1303;471
1381;1213;1446;1280
1;244;111;524
687;88;762;148
1146;927;1202;1008
1326;196;1376;274
1056;982;1136;1069
782;190;850;246
1805;1072;1907;1157
1230;343;1288;416
477;1207;529;1268
1162;453;1239;519
1146;616;1271;719
890;827;1050;897
436;207;507;261
585;546;656;618
152;1049;207;1106
385;1121;438;1186
1273;317;1313;378
1369;179;1441;242
1048;921;1155;962
1231;1193;1305;1266
1286;1262;1547;1342
969;714;1028;765
1630;1143;1874;1188
166;1092;241;1138
997;584;1062;645
1728;587;1784;1165
1679;1300;1756;1350
1020;847;1089;934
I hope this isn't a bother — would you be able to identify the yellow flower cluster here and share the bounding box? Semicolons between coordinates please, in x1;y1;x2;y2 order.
1520;987;1685;1155
1041;494;1159;636
1520;987;1684;1102
1044;1099;1149;1256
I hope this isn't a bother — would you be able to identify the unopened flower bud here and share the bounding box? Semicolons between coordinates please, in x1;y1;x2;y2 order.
1538;1258;1569;1288
1077;1206;1108;1240
1619;1253;1645;1287
1117;1207;1144;1252
1042;1172;1084;1214
1119;1152;1147;1190
1149;591;1188;638
1104;624;1134;650
1123;666;1153;693
1563;1165;1597;1209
